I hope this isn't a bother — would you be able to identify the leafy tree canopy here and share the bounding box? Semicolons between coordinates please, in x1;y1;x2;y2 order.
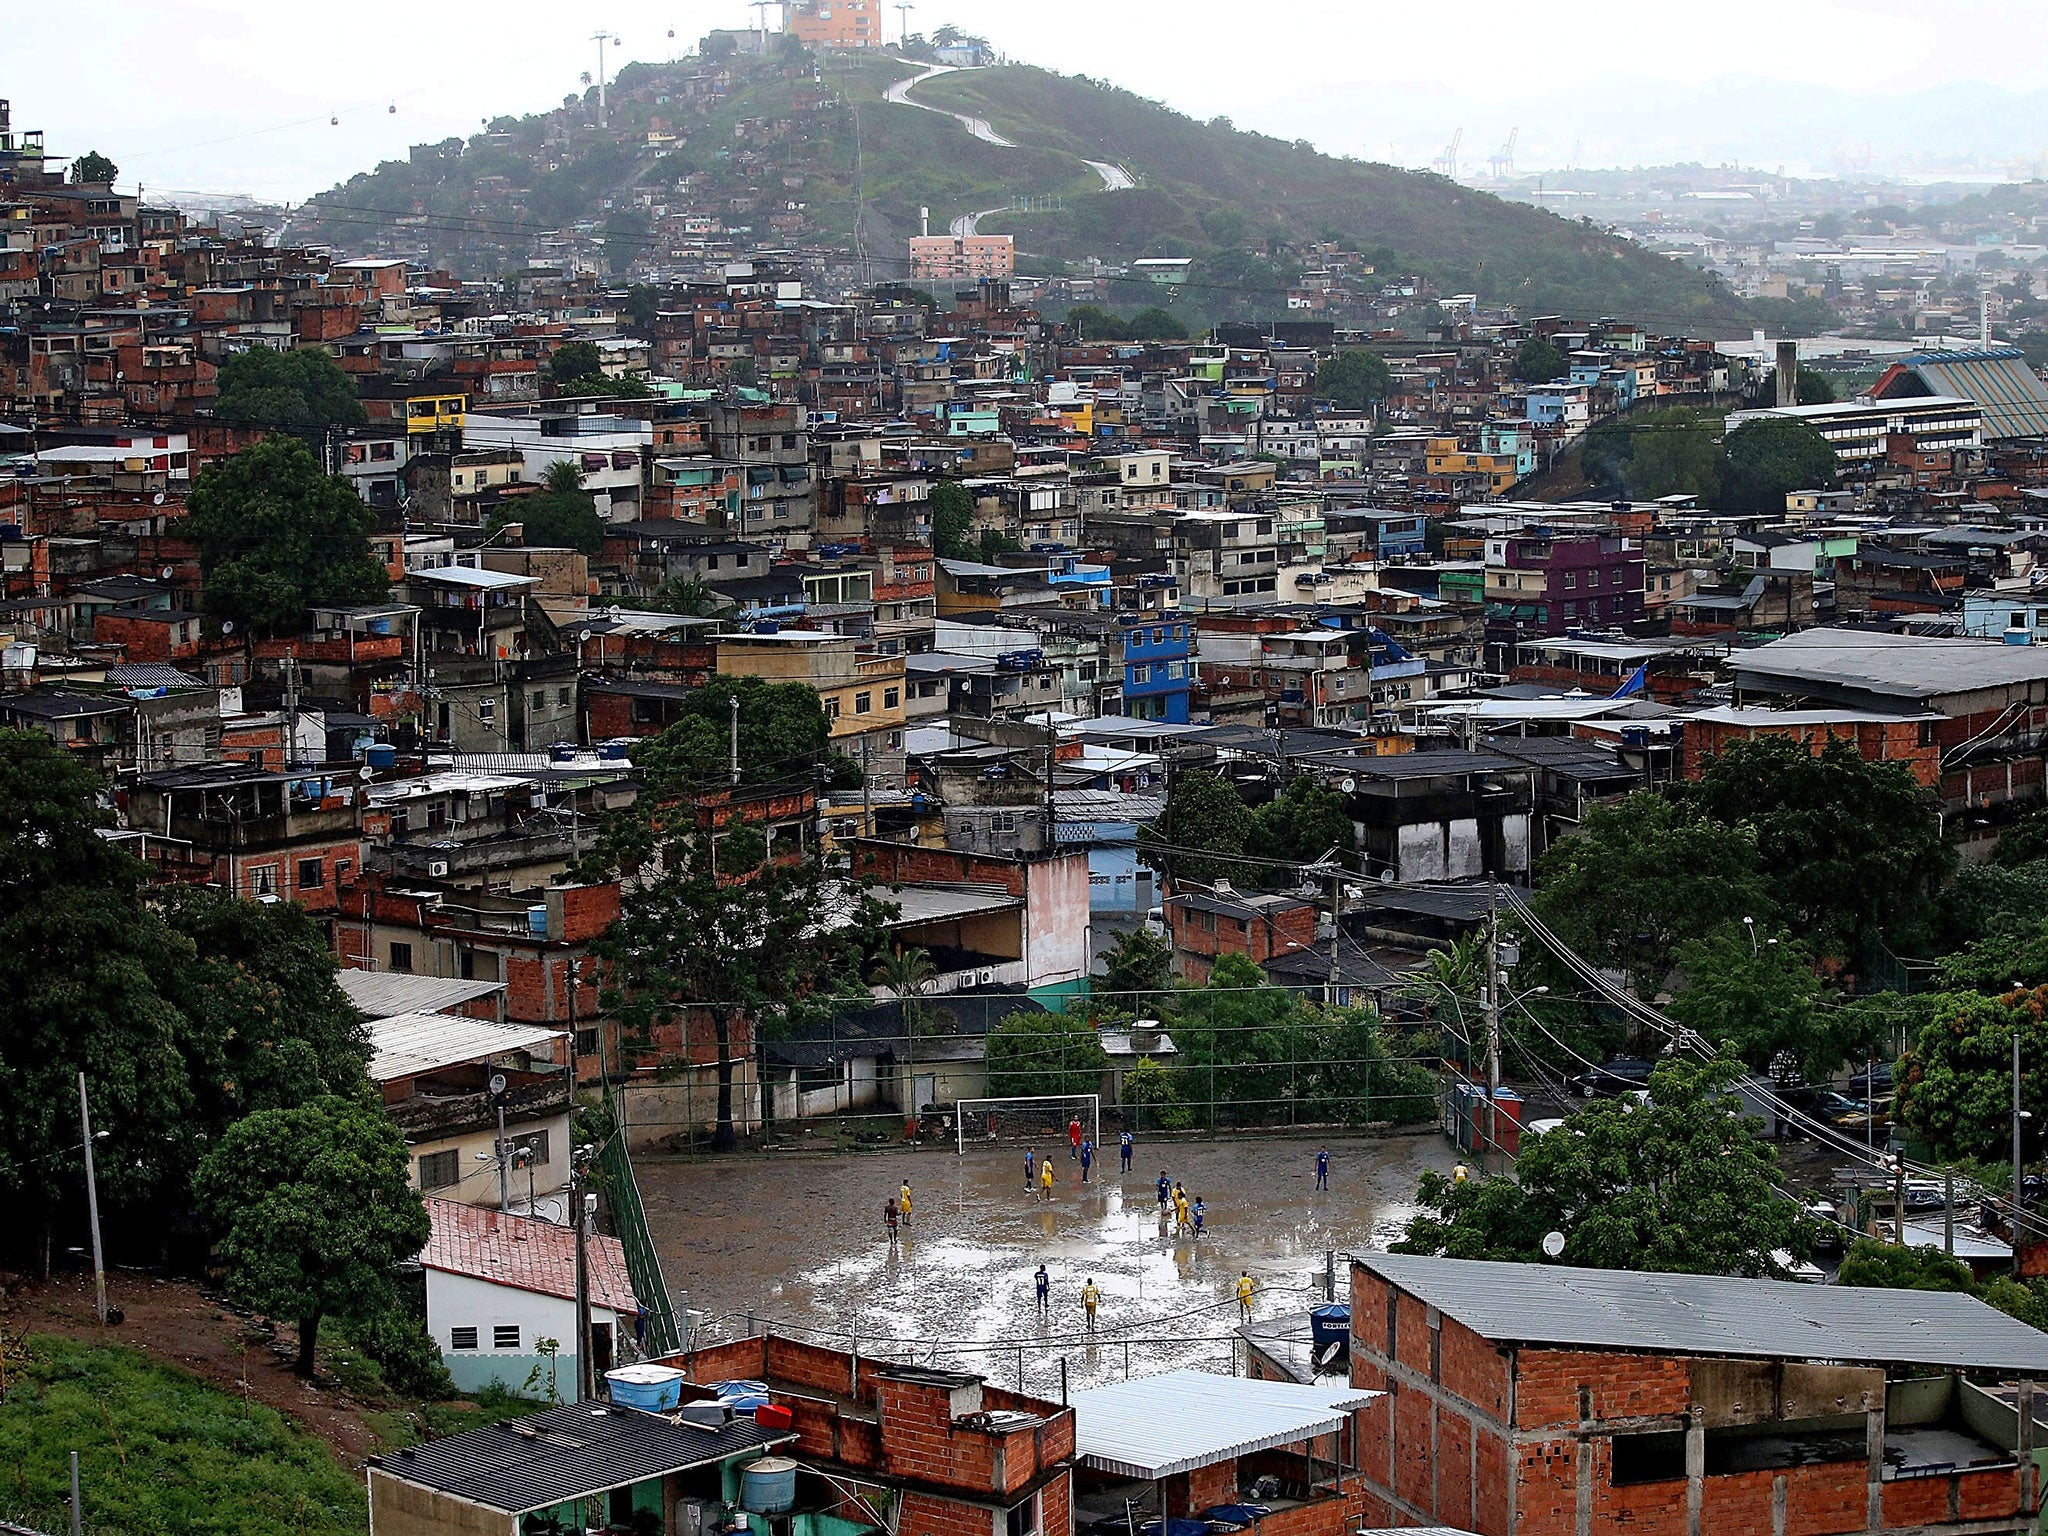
1252;778;1356;870
1139;770;1256;889
1098;926;1173;1000
491;488;606;554
195;1096;431;1373
1684;735;1950;962
70;150;119;186
985;1009;1110;1099
929;480;978;561
1721;416;1838;512
1895;985;2048;1163
1516;337;1567;384
185;436;388;637
1394;1058;1813;1275
1315;349;1393;410
214;347;368;436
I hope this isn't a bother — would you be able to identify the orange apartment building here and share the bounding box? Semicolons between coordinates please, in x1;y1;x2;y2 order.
787;0;884;47
910;235;1017;283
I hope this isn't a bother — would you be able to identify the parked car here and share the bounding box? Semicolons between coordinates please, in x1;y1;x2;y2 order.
1845;1063;1896;1098
1571;1057;1656;1098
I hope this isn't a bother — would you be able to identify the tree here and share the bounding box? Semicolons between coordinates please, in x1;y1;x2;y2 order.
213;347;367;437
1619;407;1722;504
1252;778;1356;869
541;459;587;495
1516;337;1567;384
872;946;937;1041
984;1009;1110;1098
1995;808;2048;868
1666;924;1843;1079
1099;927;1173;1000
1720;417;1837;513
596;834;890;1151
1836;1238;1975;1293
184;436;388;637
549;340;605;383
1127;306;1187;340
194;1096;431;1374
491;488;606;554
1139;770;1257;889
1895;986;2048;1163
1687;736;1950;963
70;150;119;186
1530;792;1773;997
556;371;655;399
1394;1058;1813;1276
1756;367;1838;406
1173;955;1318;1125
1316;349;1392;410
929;480;977;560
642;575;735;618
1121;1057;1193;1132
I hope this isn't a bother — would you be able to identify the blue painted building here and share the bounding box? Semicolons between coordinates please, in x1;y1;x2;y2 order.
1118;614;1192;723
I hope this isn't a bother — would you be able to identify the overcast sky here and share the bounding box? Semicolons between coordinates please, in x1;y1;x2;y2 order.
14;0;2048;202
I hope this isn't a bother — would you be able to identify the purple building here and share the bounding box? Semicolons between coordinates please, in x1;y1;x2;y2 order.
1484;531;1646;658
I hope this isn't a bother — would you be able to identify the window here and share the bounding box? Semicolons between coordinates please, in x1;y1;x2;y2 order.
992;811;1018;833
250;865;276;897
449;1327;479;1351
884;687;900;709
418;1149;460;1190
493;1324;522;1350
824;698;841;722
1562;571;1577;590
532;690;546;710
509;1129;550;1168
854;692;872;714
389;941;414;973
1005;1494;1042;1536
558;687;573;706
294;856;324;891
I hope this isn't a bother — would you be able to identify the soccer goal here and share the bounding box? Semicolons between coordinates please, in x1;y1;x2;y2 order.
955;1094;1101;1155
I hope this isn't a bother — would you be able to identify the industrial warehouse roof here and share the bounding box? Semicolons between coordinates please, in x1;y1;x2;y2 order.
1732;627;2048;700
336;970;506;1020
367;1012;563;1082
1358;1254;2048;1372
1069;1370;1378;1478
1873;347;2048;441
368;1401;789;1514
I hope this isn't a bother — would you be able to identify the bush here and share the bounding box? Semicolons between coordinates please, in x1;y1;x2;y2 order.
346;1305;456;1400
1122;1057;1193;1132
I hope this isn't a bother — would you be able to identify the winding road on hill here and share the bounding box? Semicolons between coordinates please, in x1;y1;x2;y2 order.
884;61;1135;232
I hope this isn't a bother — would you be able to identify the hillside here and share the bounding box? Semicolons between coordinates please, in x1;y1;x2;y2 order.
293;45;1755;328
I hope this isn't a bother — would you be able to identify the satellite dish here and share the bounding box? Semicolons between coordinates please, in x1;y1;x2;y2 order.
152;492;166;505
330;116;339;126
488;1072;508;1098
1378;868;1393;885
159;567;174;580
388;102;397;114
1541;1231;1566;1259
1338;776;1357;794
219;620;235;634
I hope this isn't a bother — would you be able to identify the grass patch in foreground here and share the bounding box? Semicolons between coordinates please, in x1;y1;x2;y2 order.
0;1333;364;1536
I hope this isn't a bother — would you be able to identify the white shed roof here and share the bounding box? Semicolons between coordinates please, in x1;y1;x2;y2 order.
1069;1370;1378;1479
367;1012;564;1082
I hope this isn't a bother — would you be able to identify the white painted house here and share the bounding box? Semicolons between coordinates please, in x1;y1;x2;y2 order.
420;1197;639;1403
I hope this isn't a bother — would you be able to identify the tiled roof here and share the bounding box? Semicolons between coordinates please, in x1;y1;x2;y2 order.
421;1196;637;1313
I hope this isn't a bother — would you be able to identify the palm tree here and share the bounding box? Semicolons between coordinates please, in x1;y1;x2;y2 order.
541;459;585;495
873;945;938;1121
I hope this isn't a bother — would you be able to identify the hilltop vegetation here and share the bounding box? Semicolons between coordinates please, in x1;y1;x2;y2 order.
296;44;1755;328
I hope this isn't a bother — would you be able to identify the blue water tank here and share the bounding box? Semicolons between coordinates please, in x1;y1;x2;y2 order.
605;1364;684;1412
366;743;397;769
1309;1303;1351;1352
550;743;577;763
527;905;549;935
739;1457;797;1514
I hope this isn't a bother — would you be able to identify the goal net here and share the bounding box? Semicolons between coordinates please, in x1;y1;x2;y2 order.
955;1094;1101;1155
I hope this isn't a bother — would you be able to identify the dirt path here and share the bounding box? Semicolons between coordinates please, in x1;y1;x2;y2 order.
0;1269;389;1465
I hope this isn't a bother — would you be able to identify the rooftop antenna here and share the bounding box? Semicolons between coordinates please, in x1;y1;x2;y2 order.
896;1;914;47
590;32;614;129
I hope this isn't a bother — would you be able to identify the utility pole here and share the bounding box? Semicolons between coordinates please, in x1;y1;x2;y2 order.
895;1;914;47
490;1074;511;1214
2017;1032;2027;1277
1483;889;1502;1176
78;1073;106;1326
729;693;742;787
573;1156;593;1400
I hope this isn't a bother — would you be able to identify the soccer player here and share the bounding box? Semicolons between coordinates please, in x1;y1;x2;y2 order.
884;1196;899;1239
1040;1159;1055;1202
1315;1147;1330;1191
1156;1170;1172;1208
1079;1138;1094;1183
1192;1197;1206;1238
1119;1130;1134;1173
1080;1277;1101;1327
1035;1264;1050;1314
1237;1271;1256;1320
899;1180;914;1226
1068;1116;1083;1159
1025;1148;1037;1192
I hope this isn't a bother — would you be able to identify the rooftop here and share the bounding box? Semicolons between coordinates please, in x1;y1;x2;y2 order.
336;970;506;1019
1068;1369;1376;1479
367;1012;561;1083
420;1197;636;1313
1357;1253;2048;1372
1733;627;2048;701
368;1401;790;1515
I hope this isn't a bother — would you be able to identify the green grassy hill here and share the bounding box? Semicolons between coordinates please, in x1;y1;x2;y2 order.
295;47;1755;328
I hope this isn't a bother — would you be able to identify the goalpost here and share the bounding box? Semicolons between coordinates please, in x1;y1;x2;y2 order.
955;1094;1101;1155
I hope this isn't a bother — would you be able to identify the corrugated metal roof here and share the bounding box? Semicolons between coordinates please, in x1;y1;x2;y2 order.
368;1401;788;1514
1732;627;2048;700
1358;1254;2048;1372
337;970;506;1020
1069;1369;1379;1478
1886;348;2048;442
367;1012;563;1082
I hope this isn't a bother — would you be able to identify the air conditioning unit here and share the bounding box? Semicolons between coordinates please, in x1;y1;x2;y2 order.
428;860;450;877
977;968;997;986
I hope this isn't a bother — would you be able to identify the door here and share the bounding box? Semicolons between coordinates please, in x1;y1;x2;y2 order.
914;1074;936;1115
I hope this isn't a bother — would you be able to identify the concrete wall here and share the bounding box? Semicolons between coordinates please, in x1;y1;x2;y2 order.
424;1267;628;1404
368;1468;515;1536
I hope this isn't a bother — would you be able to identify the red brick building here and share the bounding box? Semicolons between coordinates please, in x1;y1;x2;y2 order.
665;1334;1075;1536
1165;889;1318;986
1679;707;1942;789
1349;1252;2048;1536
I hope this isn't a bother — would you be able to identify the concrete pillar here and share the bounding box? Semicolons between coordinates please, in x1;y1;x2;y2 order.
1775;341;1800;408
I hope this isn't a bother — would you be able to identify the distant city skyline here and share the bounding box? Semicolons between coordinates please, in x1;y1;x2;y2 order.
15;0;2048;202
